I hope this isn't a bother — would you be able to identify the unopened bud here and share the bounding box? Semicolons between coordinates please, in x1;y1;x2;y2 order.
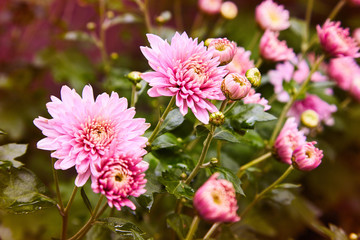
210;158;219;166
106;11;115;19
86;22;96;30
208;38;237;65
180;172;187;180
220;1;238;20
209;111;225;126
136;83;142;91
110;52;118;60
127;71;142;83
221;73;251;101
301;109;319;128
198;0;222;15
204;38;214;47
245;68;261;87
156;11;172;24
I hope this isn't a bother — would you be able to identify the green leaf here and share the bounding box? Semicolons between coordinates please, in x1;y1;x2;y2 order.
151;133;181;150
0;167;56;214
81;187;93;213
97;217;145;239
0;143;27;168
86;224;112;240
62;31;93;42
159;169;194;200
213;127;240;143
213;126;265;148
230;104;276;129
209;167;244;195
195;124;210;137
158;109;185;136
166;213;192;240
289;18;306;39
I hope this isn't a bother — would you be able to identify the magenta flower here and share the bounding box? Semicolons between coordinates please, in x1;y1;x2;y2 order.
317;20;360;58
255;0;290;31
198;0;222;14
259;30;295;62
208;38;237;65
292;141;323;171
34;85;150;186
274;117;306;165
226;47;255;75
91;150;148;210
243;88;271;111
140;32;228;124
193;173;240;223
221;73;251;100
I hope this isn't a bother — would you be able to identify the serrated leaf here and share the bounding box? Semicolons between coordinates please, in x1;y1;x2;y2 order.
97;217;145;240
209;167;244;195
0;143;27;168
81;187;93;213
159;170;194;199
63;31;93;42
230;104;276;129
158;109;185;136
151;133;180;150
103;13;141;29
0;167;56;214
166;213;192;240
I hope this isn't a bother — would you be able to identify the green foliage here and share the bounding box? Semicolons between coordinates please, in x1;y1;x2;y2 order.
159;169;194;200
166;213;192;240
0;143;27;168
207;166;244;195
158;109;185;136
97;217;146;239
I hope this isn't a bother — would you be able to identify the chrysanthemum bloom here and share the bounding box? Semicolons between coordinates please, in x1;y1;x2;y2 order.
221;73;251;100
328;57;360;90
317;20;360;58
220;1;238;20
292;141;323;171
34;85;150;186
288;94;337;126
274;117;306;165
193;173;240;223
255;0;290;31
91;150;148;210
226;47;254;75
243;88;271;111
198;0;222;14
353;28;360;46
140;32;228;124
259;30;295;62
208;38;237;65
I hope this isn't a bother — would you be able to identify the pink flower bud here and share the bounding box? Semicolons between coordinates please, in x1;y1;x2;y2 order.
255;0;290;31
220;1;238;20
193;173;240;223
208;38;237;65
198;0;222;15
221;73;251;100
292;141;323;171
259;30;295;62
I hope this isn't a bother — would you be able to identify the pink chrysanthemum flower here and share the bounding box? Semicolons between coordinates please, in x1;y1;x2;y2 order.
226;47;255;75
274;117;306;165
255;0;290;31
208;38;237;65
288;94;337;126
259;30;295;62
221;73;251;100
140;32;227;124
292;141;323;171
317;20;360;58
193;173;240;223
91;150;148;210
34;85;150;186
243;88;271;111
198;0;222;14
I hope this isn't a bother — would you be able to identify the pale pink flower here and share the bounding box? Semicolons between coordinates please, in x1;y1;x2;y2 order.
226;47;255;75
193;173;240;223
221;73;251;100
317;20;360;58
353;28;360;46
243;88;271;111
274;117;306;165
288;94;337;126
140;32;227;124
292;141;323;171
259;30;295;62
34;85;149;186
208;38;237;65
198;0;222;14
220;1;238;20
91;150;148;210
255;0;290;31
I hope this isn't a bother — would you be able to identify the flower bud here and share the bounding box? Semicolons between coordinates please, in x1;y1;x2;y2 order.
209;111;225;126
208;38;237;65
301;109;319;128
210;157;219;166
292;141;323;171
127;71;142;83
204;38;215;47
86;22;96;30
220;1;238;20
110;52;119;60
221;73;251;101
198;0;222;15
245;67;261;87
106;11;115;19
136;83;142;91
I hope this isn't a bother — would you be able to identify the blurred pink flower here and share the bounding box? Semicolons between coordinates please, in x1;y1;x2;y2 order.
259;30;295;62
274;117;306;165
221;73;251;100
208;38;237;65
226;47;255;75
198;0;222;14
347;0;360;6
140;32;227;124
255;0;290;31
193;173;240;223
317;20;360;58
34;85;149;186
91;150;148;210
353;28;360;46
292;141;323;171
243;88;271;111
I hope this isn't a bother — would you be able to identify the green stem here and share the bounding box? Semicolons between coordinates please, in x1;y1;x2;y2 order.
203;222;221;240
328;0;346;21
247;29;261;52
184;215;200;240
99;0;109;72
134;0;152;33
148;96;176;144
216;140;222;162
61;186;78;240
268;54;325;146
223;101;237;115
131;84;136;107
52;158;64;213
237;152;272;178
185;125;215;184
240;165;294;217
255;58;263;69
219;99;228;112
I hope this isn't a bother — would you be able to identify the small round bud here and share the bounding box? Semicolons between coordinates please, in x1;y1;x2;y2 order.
208;38;237;65
110;52;119;60
181;198;187;203
245;68;261;87
209;111;225;126
127;71;142;83
349;233;358;240
136;83;142;91
220;2;238;20
180;172;187;180
177;137;183;143
301;109;319;128
86;22;96;30
210;157;219;166
204;38;215;47
156;11;172;24
221;73;251;101
106;11;115;19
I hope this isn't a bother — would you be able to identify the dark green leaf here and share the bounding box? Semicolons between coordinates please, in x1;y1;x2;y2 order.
209;167;244;195
151;133;181;150
97;217;145;240
81;187;93;213
0;143;27;168
289;18;306;38
213;127;240;143
166;213;192;240
0;167;56;214
159;169;194;199
230;104;276;129
63;31;93;42
195;124;210;137
158;109;185;136
214;126;265;148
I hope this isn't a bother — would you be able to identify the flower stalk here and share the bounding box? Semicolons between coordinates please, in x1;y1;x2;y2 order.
237;152;272;178
203;222;221;240
184;215;200;240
